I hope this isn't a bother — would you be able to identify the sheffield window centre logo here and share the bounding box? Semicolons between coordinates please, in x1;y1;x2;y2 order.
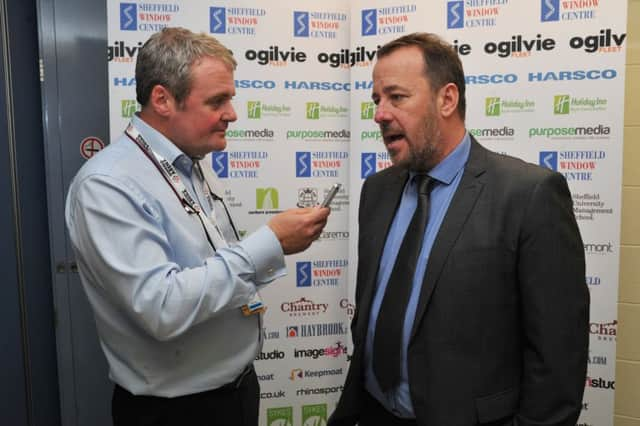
209;7;265;36
119;2;178;32
361;5;416;36
294;11;346;39
541;0;599;22
447;0;507;29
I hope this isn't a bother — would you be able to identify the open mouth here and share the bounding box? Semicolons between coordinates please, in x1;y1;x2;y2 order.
384;134;404;144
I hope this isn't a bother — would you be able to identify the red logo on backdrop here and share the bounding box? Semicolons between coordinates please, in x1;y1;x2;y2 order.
80;136;105;159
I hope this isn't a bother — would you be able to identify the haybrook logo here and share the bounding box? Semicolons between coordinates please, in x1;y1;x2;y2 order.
235;79;276;90
468;127;515;141
120;3;179;32
305;102;348;120
485;97;534;116
212;151;268;179
528;125;610;140
245;46;307;66
284;80;350;91
267;407;293;426
210;7;265;36
361;102;375;119
288;130;350;142
362;5;417;36
553;95;607;114
296;259;347;288
280;297;328;317
590;320;616;341
108;41;143;62
317;46;379;68
302;404;327;426
290;367;343;381
541;0;600;23
286;322;347;338
447;0;508;30
465;73;518;85
295;151;347;178
361;152;392;178
121;100;140;118
294;10;346;39
483;34;556;58
247;101;291;119
573;193;612;222
225;128;275;142
528;68;617;82
294;342;347;359
569;29;626;53
539;150;605;181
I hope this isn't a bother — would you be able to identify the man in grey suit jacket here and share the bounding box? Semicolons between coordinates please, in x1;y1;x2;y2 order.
329;33;588;426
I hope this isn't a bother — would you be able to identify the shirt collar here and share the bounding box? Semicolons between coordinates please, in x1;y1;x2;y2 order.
410;132;471;185
131;113;194;174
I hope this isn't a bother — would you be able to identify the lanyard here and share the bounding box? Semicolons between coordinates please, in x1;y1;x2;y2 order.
124;122;265;317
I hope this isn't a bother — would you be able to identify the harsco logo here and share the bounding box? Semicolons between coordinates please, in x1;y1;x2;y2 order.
569;29;626;53
284;80;350;91
541;0;599;23
528;69;617;82
108;41;143;62
235;79;276;89
245;46;307;66
267;407;293;426
465;73;518;85
113;77;136;87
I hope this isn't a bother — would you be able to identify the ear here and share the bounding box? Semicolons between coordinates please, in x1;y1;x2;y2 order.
148;84;176;118
437;82;459;119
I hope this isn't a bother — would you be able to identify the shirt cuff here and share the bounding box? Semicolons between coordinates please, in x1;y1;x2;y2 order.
238;225;286;285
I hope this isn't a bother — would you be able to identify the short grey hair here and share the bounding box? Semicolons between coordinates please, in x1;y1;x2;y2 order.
135;27;237;106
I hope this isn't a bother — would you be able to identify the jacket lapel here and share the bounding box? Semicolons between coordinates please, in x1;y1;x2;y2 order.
409;138;487;342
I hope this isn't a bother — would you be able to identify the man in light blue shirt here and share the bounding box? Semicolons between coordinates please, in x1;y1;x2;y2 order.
65;27;329;426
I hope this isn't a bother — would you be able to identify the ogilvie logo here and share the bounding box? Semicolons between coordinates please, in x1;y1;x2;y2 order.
586;376;615;390
280;297;328;316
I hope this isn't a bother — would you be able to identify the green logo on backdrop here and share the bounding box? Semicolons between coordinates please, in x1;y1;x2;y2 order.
267;406;293;426
361;102;375;119
302;404;327;426
248;101;262;119
485;97;501;116
306;102;321;120
554;95;571;115
256;188;279;209
121;100;139;118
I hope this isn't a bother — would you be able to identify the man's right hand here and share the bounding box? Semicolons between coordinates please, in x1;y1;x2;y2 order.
267;207;330;255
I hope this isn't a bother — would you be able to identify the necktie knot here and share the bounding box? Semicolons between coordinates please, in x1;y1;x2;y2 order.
415;174;433;196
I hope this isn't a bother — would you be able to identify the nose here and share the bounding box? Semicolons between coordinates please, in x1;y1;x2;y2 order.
224;103;238;122
374;102;391;124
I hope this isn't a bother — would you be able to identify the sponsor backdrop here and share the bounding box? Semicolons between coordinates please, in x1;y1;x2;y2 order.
107;1;625;425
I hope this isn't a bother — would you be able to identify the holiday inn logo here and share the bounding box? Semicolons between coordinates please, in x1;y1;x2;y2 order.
553;94;607;114
248;101;261;119
306;102;348;120
306;102;321;120
302;404;327;426
484;97;535;116
248;100;291;118
267;406;293;426
121;99;139;118
361;102;375;119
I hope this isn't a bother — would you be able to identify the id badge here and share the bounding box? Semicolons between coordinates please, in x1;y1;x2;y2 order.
241;293;266;316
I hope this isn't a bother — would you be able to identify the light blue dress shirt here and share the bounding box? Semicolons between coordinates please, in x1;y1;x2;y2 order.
65;114;286;397
364;133;471;417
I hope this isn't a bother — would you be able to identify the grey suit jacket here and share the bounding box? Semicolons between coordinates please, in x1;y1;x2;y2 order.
330;137;589;426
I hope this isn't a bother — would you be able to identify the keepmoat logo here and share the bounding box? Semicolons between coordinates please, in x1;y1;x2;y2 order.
572;193;612;222
302;404;327;426
289;367;343;380
306;102;348;120
468;127;515;141
553;94;607;114
267;406;293;426
108;41;143;62
296;151;347;178
121;100;140;118
293;10;346;39
294;342;348;359
361;152;392;178
541;0;601;23
120;2;178;32
485;97;535;116
247;101;291;119
280;297;328;317
447;0;509;30
528;124;610;140
590;320;616;341
539;150;605;182
296;259;347;288
210;7;266;36
286;322;348;338
361;5;417;36
212;151;268;179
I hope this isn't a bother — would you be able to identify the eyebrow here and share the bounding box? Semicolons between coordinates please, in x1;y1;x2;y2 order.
371;84;406;100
